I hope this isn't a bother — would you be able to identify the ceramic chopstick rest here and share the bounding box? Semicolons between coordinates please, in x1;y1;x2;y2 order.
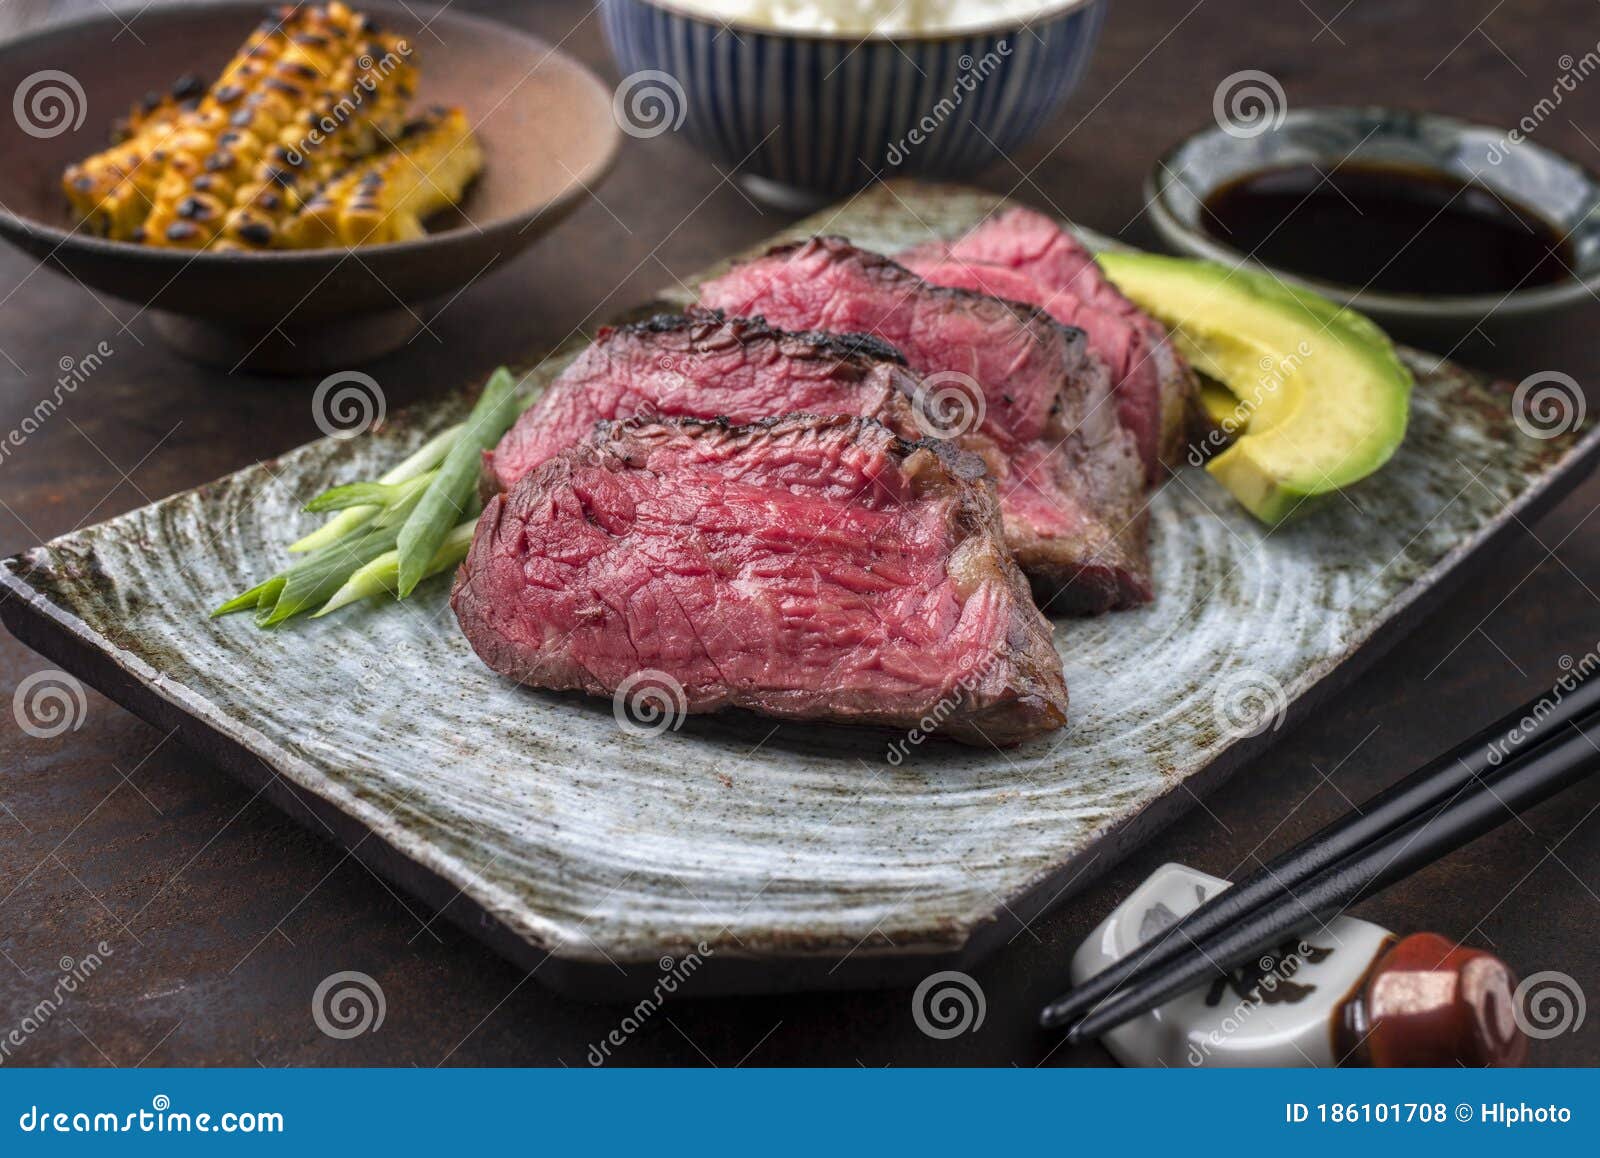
1070;862;1527;1067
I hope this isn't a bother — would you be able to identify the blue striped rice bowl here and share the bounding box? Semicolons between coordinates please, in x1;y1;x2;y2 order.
601;0;1107;202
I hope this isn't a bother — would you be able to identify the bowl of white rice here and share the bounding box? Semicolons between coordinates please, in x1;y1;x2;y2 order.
601;0;1107;207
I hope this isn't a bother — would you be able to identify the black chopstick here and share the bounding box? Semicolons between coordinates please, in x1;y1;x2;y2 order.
1039;671;1600;1031
1059;701;1600;1045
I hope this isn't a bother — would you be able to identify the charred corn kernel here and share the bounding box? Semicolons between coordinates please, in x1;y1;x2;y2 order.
141;2;417;250
59;3;299;241
285;106;481;247
110;73;206;144
60;74;205;240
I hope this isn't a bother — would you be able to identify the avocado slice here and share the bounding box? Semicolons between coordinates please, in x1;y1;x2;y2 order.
1195;377;1246;442
1097;252;1413;524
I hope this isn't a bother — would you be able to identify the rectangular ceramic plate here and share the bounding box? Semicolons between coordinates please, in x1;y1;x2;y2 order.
4;183;1596;998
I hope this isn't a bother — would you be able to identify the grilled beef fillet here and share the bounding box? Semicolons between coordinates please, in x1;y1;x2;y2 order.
483;310;922;496
699;237;1151;613
452;415;1069;746
898;206;1196;478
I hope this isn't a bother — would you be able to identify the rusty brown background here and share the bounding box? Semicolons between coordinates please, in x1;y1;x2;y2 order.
2;0;1598;1065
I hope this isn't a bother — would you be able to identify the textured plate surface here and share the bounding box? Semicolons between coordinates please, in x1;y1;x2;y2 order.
3;183;1595;997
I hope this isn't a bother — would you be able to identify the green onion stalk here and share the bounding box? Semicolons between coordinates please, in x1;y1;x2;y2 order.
213;366;530;626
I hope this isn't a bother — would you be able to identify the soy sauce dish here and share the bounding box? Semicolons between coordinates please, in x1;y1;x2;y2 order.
1146;107;1600;339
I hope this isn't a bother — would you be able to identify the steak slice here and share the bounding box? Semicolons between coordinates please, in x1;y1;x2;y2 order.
699;236;1151;613
899;206;1196;477
484;309;921;495
452;415;1069;747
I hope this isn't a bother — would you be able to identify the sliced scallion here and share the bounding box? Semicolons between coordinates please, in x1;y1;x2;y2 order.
315;517;478;617
211;578;283;618
287;420;464;553
213;367;543;626
395;367;519;597
256;524;402;627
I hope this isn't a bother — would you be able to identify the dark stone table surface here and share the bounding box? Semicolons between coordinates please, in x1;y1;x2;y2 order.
1;0;1598;1065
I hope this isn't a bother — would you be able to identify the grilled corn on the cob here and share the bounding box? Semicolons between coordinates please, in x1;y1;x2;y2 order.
285;105;481;247
140;2;417;250
60;3;480;252
61;74;206;240
59;0;323;241
59;8;315;241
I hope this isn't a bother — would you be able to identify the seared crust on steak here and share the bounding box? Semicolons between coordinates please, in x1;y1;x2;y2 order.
900;206;1197;478
482;308;924;500
699;237;1152;613
621;309;909;366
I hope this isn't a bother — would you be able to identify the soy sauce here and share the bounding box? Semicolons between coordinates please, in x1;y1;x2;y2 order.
1200;161;1573;296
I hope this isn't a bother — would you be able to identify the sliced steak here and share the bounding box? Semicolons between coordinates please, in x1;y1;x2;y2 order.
699;236;1151;612
899;206;1196;477
452;415;1069;747
484;310;921;496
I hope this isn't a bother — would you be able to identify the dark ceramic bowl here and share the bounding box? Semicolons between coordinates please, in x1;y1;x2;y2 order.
601;0;1106;209
0;1;620;372
1146;106;1600;342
